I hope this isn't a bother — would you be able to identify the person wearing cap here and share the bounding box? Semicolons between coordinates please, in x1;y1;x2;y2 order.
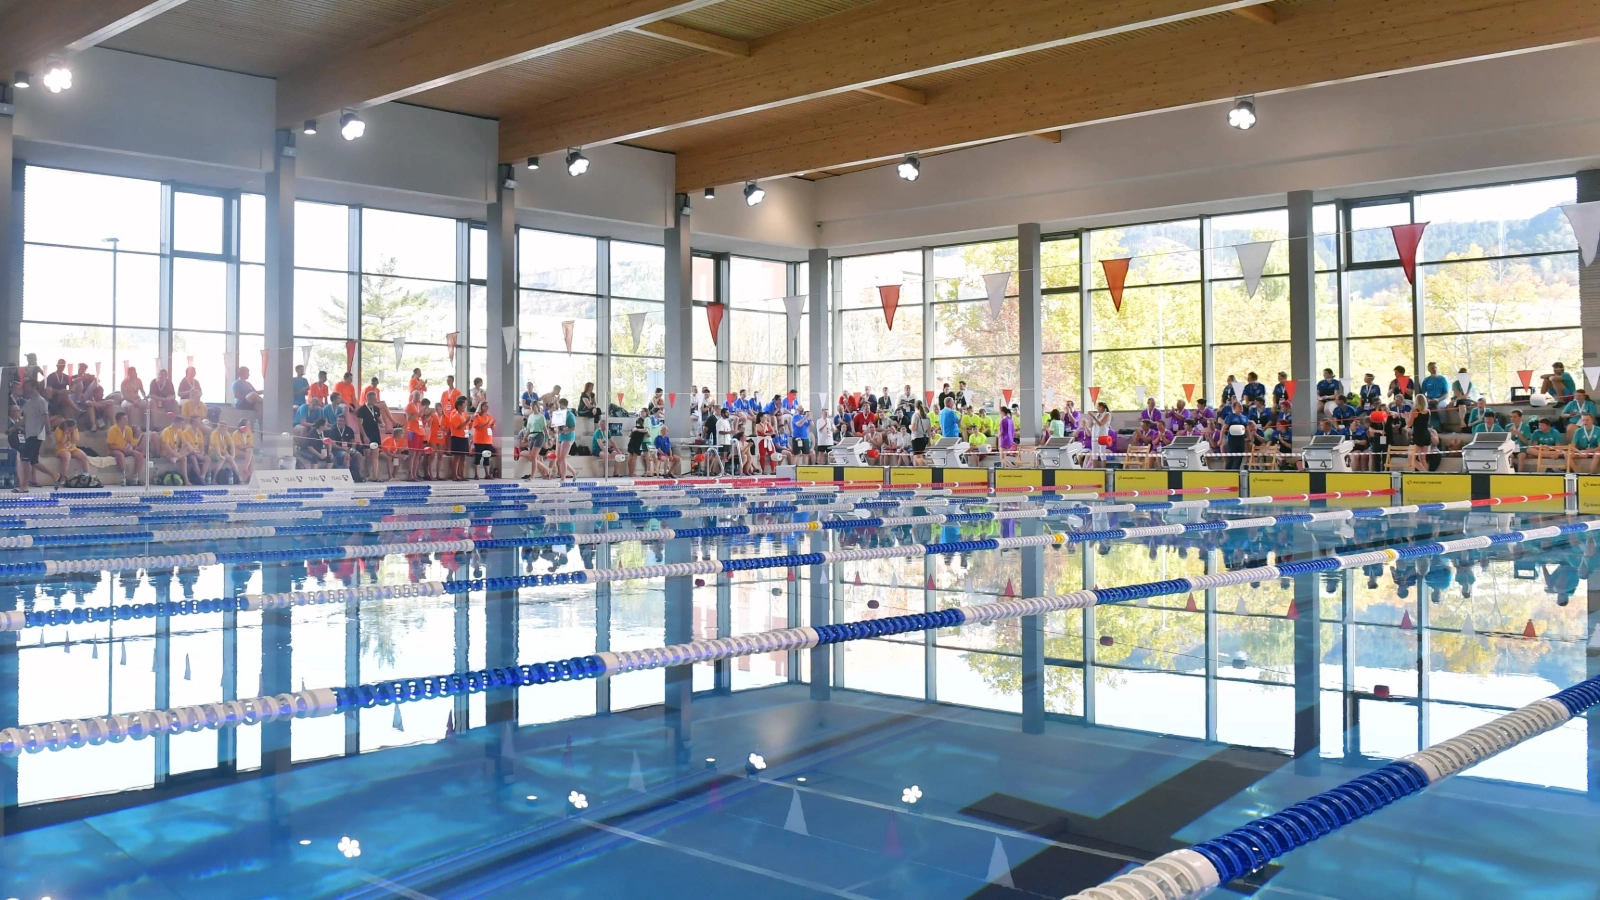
1541;362;1576;402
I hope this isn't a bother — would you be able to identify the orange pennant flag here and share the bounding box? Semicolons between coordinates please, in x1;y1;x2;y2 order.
1101;258;1132;312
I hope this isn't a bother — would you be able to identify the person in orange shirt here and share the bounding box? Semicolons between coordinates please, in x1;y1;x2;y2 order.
445;396;471;481
439;375;462;413
332;371;357;407
379;426;404;482
469;401;496;480
408;368;427;399
404;393;427;481
429;405;450;480
307;370;331;404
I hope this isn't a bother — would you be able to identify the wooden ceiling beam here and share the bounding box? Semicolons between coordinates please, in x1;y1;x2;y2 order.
499;0;1279;161
0;0;189;74
672;0;1600;191
274;0;722;128
632;21;749;57
857;82;927;106
1030;131;1063;143
1232;3;1277;24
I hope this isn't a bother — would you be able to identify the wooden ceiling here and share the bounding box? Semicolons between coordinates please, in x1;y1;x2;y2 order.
5;0;1598;191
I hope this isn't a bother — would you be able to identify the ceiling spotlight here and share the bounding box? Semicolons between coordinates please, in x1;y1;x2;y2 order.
527;156;539;170
743;181;765;206
41;65;72;94
566;148;589;177
338;110;365;141
897;154;921;182
12;71;29;89
303;119;318;135
1228;97;1257;131
704;186;715;200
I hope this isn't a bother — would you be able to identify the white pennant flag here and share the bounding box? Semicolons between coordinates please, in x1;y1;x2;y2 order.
982;272;1011;319
782;294;806;340
1135;385;1148;406
1456;371;1471;396
501;326;517;364
300;345;312;368
1234;241;1274;298
392;336;406;369
1339;377;1352;396
1561;201;1600;266
1586;367;1600;393
627;311;647;352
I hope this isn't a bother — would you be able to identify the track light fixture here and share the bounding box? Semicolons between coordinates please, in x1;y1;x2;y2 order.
527;156;539;170
12;71;29;89
339;110;365;141
41;65;71;93
743;181;765;206
704;187;715;200
897;154;921;182
303;119;318;135
1228;96;1257;130
566;148;589;177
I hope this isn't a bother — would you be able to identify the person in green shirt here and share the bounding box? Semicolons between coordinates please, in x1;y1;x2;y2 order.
1529;418;1564;472
1562;390;1598;433
1464;397;1490;432
1468;409;1499;434
1570;413;1600;473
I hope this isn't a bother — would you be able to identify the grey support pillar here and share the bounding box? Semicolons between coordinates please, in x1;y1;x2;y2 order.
664;195;693;440
809;529;831;701
261;566;293;773
0;93;17;371
1287;190;1317;447
484;548;519;726
1580;170;1600;371
1018;223;1044;443
487;166;519;424
263;130;297;435
808;248;830;415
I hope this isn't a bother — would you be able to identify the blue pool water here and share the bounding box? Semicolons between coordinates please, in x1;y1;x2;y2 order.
0;481;1596;899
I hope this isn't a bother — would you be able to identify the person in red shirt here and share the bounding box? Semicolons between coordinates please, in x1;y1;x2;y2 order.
469;401;496;480
332;371;357;407
439;375;462;412
445;396;471;480
307;370;330;404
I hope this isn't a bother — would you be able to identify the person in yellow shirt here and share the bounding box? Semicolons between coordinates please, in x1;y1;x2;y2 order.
106;411;146;485
160;416;205;485
179;392;207;421
233;423;255;483
209;420;240;484
53;421;91;485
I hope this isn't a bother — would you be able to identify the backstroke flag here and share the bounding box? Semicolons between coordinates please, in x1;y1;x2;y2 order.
392;336;406;369
559;323;572;354
1102;258;1131;311
501;326;516;363
706;302;725;346
627;312;647;352
783;294;806;340
446;332;459;363
983;272;1011;319
1390;223;1428;284
1234;241;1273;298
1562;201;1600;266
300;345;312;368
1586;367;1600;393
878;285;901;330
345;340;356;372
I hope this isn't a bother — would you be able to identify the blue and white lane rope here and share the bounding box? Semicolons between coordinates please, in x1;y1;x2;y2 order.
1067;695;1598;899
3;517;1595;757
0;486;1561;627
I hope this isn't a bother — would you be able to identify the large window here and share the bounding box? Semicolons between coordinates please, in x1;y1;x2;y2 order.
837;251;923;399
519;230;598;404
1088;219;1202;410
932;240;1018;408
610;240;666;409
730;256;791;402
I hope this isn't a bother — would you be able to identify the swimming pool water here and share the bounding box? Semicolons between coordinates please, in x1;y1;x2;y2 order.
0;483;1596;899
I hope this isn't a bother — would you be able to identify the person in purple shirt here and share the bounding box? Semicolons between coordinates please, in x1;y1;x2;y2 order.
1138;397;1163;426
1061;400;1081;431
998;409;1017;461
1165;399;1191;431
1194;398;1215;423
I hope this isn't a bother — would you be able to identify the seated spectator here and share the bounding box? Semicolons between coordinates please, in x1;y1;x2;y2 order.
1527;418;1564;471
233;366;262;423
1541;361;1576;402
106;411;145;485
53;421;90;485
1570;413;1600;474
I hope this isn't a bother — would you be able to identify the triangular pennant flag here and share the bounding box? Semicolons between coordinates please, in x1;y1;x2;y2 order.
187;355;195;368
1523;619;1537;640
1284;380;1297;403
1003;578;1016;597
260;348;269;377
727;392;736;405
1456;372;1472;395
617;391;626;405
1185;593;1198;612
668;392;676;407
1339;377;1352;395
501;325;517;363
1285;599;1299;620
924;390;934;405
1396;374;1412;395
1517;370;1534;390
1461;617;1476;637
1002;389;1013;406
119;641;127;665
987;837;1015;888
392;704;404;731
1182;383;1195;401
1399;610;1414;630
782;294;806;341
94;361;101;377
344;340;356;372
1390;223;1428;284
184;653;192;680
982;272;1011;319
1235;596;1248;616
882;812;902;857
392;336;406;369
1586;367;1600;392
926;575;935;590
706;302;725;346
628;311;648;351
629;751;646;792
300;345;313;368
878;284;901;330
1101;258;1131;311
1089;386;1101;405
784;790;809;834
1135;385;1148;406
1561;201;1600;266
1234;241;1274;298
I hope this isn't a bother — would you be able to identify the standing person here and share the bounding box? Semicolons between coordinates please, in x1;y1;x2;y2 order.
333;372;358;408
469;377;487;410
1086;402;1112;467
106;411;145;485
291;365;310;408
405;397;430;481
446;396;471;481
522;400;548;480
470;402;497;479
938;398;962;449
909;402;929;463
1222;402;1250;471
813;408;834;465
553;398;577;480
357;392;386;481
12;380;49;490
714;407;733;474
998;407;1017;466
408;368;427;399
234;422;256;483
626;416;649;477
792;406;814;464
1409;409;1442;472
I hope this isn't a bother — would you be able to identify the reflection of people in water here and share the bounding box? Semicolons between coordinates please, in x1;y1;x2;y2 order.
1542;561;1579;605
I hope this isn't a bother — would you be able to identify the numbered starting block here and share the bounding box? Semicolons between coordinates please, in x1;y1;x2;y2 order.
1301;434;1355;472
1037;437;1087;469
828;437;868;466
1160;435;1209;470
1461;431;1517;474
927;437;970;468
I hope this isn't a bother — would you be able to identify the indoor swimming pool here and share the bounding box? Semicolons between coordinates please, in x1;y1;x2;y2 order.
0;479;1596;900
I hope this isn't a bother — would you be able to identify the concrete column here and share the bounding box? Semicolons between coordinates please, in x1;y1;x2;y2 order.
0;93;17;371
1019;223;1044;442
487;166;519;424
809;529;831;701
484;548;519;725
263;130;297;435
1579;170;1600;370
664;195;693;440
664;537;693;762
1287;190;1317;447
261;566;293;774
808;248;830;415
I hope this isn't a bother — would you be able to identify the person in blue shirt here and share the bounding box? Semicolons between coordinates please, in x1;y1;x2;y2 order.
1272;371;1290;407
1420;362;1449;425
1241;372;1266;406
1349;419;1372;470
1570;414;1600;473
1469;410;1500;434
294;395;325;427
1332;395;1359;423
1245;398;1269;426
291;365;310;408
1358;373;1382;409
791;409;812;463
1315;368;1342;403
1464;397;1490;431
1221;402;1250;471
1313;418;1343;438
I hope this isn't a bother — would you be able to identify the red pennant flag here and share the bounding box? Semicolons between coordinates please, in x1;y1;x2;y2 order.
260;349;268;377
925;390;934;405
1396;374;1412;395
1089;386;1101;405
668;392;676;407
1185;593;1198;612
926;575;935;590
186;355;194;368
854;573;862;587
1182;383;1195;401
1002;389;1013;406
1399;610;1414;631
706;302;726;345
726;392;736;404
344;340;356;372
1284;599;1299;620
1283;380;1297;403
1523;619;1537;639
446;331;459;363
1101;258;1131;311
1389;222;1428;284
1517;370;1534;389
878;284;901;330
617;392;625;405
1004;579;1015;597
